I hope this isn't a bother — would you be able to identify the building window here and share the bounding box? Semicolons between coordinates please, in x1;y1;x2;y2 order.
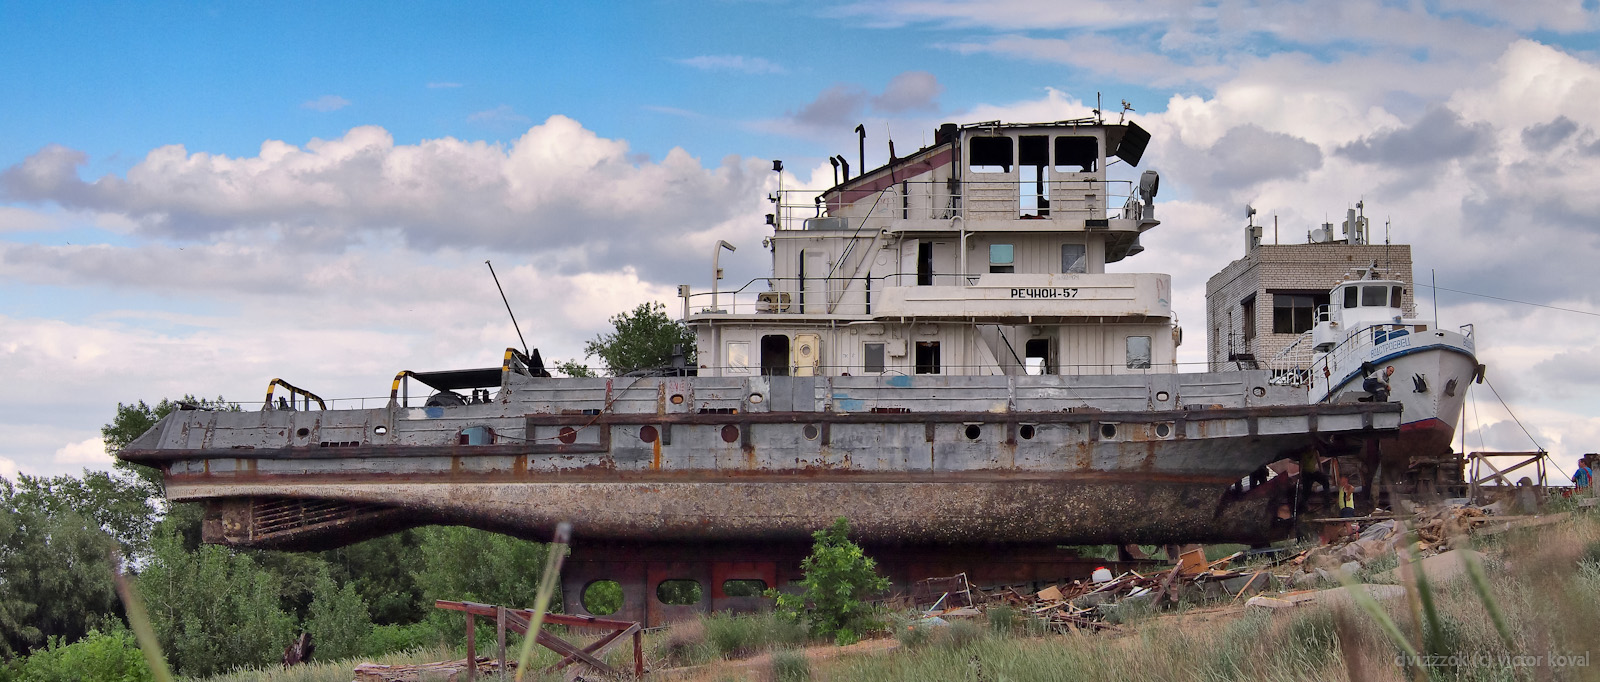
1126;336;1152;369
1272;292;1328;334
989;244;1014;273
915;341;941;374
864;343;885;374
1061;243;1086;273
1241;294;1257;343
969;137;1012;173
1054;136;1098;173
725;341;750;374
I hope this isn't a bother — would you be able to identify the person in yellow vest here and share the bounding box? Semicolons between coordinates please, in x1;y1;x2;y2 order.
1336;476;1358;518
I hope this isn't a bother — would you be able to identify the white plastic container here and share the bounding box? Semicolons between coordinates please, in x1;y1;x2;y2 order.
1091;567;1113;583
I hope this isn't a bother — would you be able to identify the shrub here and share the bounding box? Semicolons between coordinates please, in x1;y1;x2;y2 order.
766;517;890;645
893;620;933;650
934;619;986;650
987;605;1016;634
652;618;712;667
366;622;447;657
769;648;811;682
304;569;373;662
14;628;153;682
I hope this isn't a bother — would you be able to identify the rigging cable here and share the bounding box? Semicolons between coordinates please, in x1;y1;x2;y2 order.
1415;284;1600;318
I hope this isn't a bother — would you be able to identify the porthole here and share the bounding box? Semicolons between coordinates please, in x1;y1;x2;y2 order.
582;580;622;615
1019;424;1036;440
1156;391;1170;402
640;425;658;443
749;393;764;404
296;427;310;438
803;424;820;441
721;425;740;443
670;394;685;405
1100;423;1117;439
1155;423;1172;438
722;579;767;597
656;579;703;605
1252;387;1266;397
964;424;982;440
373;425;388;435
558;427;578;444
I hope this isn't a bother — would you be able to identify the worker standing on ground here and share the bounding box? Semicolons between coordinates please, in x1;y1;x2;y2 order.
1574;455;1594;490
1336;476;1357;518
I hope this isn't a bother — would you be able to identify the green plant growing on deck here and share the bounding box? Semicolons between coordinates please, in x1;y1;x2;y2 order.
767;517;889;646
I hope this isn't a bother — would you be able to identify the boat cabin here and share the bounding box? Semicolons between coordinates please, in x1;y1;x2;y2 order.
1311;278;1420;353
684;118;1182;378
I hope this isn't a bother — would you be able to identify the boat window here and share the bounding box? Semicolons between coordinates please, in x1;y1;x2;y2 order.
864;343;885;374
969;136;1012;173
1019;135;1050;217
989;244;1014;273
1054;136;1098;173
725;341;750;374
917;242;933;285
1374;327;1410;345
1362;286;1388;307
1126;336;1152;369
1024;338;1051;375
1273;292;1327;334
915;341;941;374
1061;243;1086;273
1391;286;1404;308
458;426;495;445
1343;286;1358;309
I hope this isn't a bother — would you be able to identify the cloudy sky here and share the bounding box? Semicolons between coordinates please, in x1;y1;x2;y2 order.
3;1;1598;481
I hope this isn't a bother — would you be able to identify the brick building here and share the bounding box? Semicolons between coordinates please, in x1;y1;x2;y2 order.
1205;223;1414;371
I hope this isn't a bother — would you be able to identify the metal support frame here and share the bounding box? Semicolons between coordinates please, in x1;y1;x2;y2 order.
437;600;644;679
1468;450;1548;501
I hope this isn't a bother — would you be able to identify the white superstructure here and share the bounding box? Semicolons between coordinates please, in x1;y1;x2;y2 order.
685;118;1180;379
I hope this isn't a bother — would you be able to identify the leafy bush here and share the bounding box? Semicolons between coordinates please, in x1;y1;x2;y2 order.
12;628;153;682
306;568;373;662
766;517;889;645
893;620;933;650
137;527;297;676
366;622;447;657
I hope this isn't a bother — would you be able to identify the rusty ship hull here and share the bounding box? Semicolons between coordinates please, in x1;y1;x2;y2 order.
122;373;1400;550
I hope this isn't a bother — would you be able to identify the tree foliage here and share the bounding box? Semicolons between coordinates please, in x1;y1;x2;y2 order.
137;528;296;676
101;395;238;496
768;517;889;645
0;479;121;658
306;568;373;662
582;302;695;375
412;526;557;616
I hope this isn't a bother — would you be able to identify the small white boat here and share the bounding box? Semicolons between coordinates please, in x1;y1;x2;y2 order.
1273;269;1481;461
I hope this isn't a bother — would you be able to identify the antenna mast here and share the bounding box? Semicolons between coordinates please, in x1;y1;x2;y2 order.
485;260;530;357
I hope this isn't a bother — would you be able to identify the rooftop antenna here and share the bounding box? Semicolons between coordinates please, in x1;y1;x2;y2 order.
1094;92;1102;123
485;260;529;357
1385;217;1391;245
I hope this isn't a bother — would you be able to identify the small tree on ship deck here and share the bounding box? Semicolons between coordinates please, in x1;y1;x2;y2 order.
577;301;696;376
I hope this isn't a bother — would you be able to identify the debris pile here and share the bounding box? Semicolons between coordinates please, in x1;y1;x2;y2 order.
973;550;1276;631
1287;502;1501;586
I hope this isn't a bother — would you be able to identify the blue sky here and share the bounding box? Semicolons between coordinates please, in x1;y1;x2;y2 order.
4;0;1600;478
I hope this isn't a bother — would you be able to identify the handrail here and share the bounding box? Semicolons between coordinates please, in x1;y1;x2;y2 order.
263;378;327;411
772;179;1140;230
388;371;419;408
